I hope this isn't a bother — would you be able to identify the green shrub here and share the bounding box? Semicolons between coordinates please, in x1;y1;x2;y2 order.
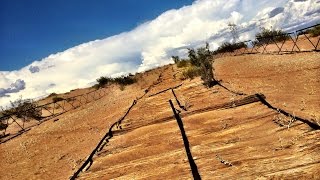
113;75;136;86
172;43;217;87
255;28;289;44
171;56;180;63
66;97;76;102
94;74;137;90
96;76;113;88
4;98;42;120
172;55;189;68
199;56;216;87
307;25;320;37
0;121;8;131
48;93;57;97
187;43;213;67
182;66;201;79
187;43;217;87
0;111;8;130
119;85;125;91
187;48;200;67
214;42;246;54
52;96;64;103
176;59;189;68
92;84;100;90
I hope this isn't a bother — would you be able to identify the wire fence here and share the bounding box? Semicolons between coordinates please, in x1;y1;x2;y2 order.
1;22;319;179
70;68;166;179
0;87;108;143
214;24;319;57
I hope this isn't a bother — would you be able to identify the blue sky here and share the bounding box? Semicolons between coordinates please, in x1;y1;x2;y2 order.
0;0;194;71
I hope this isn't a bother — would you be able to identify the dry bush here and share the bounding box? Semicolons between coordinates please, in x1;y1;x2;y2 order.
52;96;64;103
0;120;8;131
66;97;76;102
3;97;42;120
307;25;320;37
96;76;113;88
176;60;189;68
255;28;289;44
113;75;136;86
171;56;180;63
186;43;218;87
119;85;125;91
94;74;136;90
214;42;246;54
48;93;58;97
272;110;296;129
182;66;201;79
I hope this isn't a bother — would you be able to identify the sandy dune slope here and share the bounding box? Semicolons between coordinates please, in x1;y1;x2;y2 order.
0;53;319;180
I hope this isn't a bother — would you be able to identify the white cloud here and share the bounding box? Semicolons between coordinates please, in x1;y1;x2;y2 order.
0;79;26;97
0;0;319;107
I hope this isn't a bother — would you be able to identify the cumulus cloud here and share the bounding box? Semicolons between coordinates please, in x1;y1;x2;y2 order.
0;79;26;97
0;0;319;107
29;66;40;73
269;7;285;18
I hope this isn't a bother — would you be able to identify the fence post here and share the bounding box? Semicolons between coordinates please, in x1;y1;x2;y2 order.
169;100;201;180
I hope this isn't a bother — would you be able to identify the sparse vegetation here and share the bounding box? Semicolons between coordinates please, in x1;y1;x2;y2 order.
255;28;289;44
182;66;201;79
52;96;64;103
113;75;136;86
174;43;217;87
171;56;180;63
190;43;217;87
177;60;188;68
66;97;76;102
2;97;42;120
0;120;8;131
306;25;320;37
119;85;125;91
96;76;113;88
172;55;189;68
48;93;58;97
94;74;137;90
92;84;100;90
214;42;247;54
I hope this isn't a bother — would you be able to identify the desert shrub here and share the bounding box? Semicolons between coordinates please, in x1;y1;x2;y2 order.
92;84;100;90
173;43;217;87
182;66;201;79
52;96;64;103
172;56;188;68
48;93;57;97
215;42;234;53
113;75;136;86
255;28;289;44
96;76;113;88
0;112;8;131
171;56;180;63
199;57;216;87
187;48;200;67
94;74;137;90
214;42;247;54
4;98;42;120
0;120;8;130
307;25;320;37
0;111;7;130
119;85;125;91
66;97;76;102
187;43;217;87
176;59;189;68
188;43;214;67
